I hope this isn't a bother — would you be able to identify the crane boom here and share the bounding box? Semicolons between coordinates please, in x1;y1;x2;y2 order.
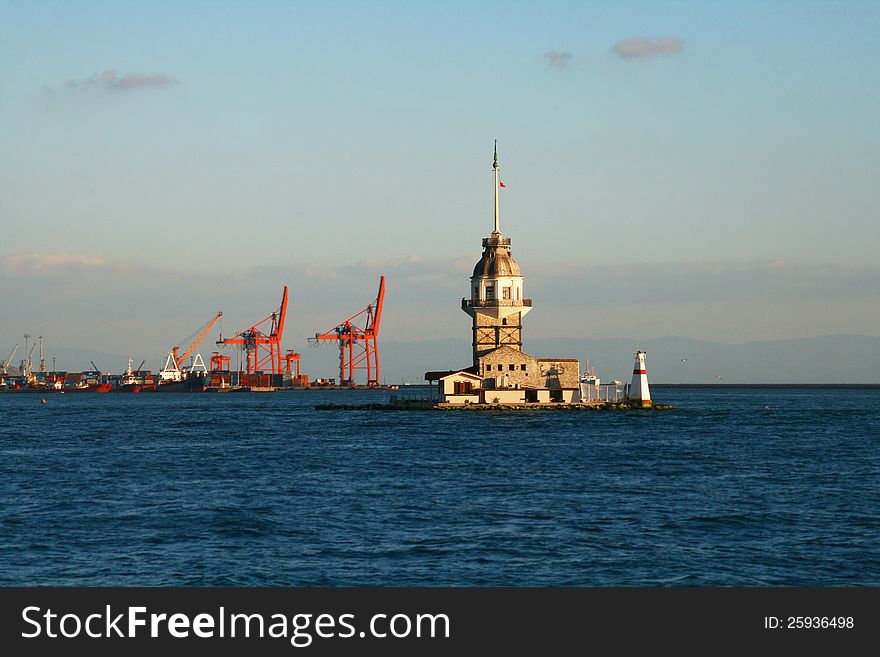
2;344;18;374
174;312;223;368
20;343;37;379
371;276;385;334
217;287;287;374
275;287;289;345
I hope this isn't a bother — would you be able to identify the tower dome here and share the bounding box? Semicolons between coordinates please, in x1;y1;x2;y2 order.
472;242;522;278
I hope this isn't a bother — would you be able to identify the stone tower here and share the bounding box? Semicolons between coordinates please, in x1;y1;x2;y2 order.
462;141;533;367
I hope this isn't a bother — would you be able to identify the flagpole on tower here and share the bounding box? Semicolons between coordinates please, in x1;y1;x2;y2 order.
493;139;500;234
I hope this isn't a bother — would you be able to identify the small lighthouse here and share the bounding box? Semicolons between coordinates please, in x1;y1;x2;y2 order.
628;350;652;407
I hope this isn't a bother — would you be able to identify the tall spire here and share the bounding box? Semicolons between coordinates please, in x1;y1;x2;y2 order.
493;139;500;234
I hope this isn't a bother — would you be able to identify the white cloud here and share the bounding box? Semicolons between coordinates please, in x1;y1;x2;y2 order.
47;70;177;94
0;253;109;275
611;37;685;60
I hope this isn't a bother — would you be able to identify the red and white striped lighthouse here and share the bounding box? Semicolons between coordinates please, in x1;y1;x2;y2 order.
628;350;652;407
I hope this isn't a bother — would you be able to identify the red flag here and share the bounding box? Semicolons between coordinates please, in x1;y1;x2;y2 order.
499;181;506;188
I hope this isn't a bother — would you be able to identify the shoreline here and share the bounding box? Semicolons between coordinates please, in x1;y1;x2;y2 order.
316;401;673;411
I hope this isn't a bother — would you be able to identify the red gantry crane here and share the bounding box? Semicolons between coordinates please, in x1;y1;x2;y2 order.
310;276;385;386
217;286;288;374
210;351;231;372
283;350;302;378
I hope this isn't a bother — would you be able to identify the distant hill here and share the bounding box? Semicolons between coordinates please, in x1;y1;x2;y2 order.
377;335;880;384
30;335;880;384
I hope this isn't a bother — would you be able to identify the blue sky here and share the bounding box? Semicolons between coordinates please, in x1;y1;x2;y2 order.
1;1;878;369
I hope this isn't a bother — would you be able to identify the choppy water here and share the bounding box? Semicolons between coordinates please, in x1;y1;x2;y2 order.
1;386;878;586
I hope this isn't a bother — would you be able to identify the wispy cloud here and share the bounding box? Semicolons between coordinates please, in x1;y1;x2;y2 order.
0;253;109;275
2;253;876;380
3;253;878;339
46;69;177;94
611;37;684;60
543;49;572;69
529;261;880;306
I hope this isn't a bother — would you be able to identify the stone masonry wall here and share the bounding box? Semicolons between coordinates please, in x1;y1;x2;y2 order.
536;359;580;389
477;345;537;388
473;311;522;362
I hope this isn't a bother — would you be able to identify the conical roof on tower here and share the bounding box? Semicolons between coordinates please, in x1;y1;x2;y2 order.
472;251;522;277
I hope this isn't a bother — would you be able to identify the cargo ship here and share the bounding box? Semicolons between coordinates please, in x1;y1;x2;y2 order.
61;380;113;393
154;373;211;393
112;359;156;393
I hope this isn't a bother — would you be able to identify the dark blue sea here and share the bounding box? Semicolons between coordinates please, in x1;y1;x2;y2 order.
1;387;878;586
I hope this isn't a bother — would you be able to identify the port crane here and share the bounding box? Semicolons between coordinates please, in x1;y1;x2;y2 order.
283;350;301;378
19;343;37;382
217;286;288;375
310;276;385;386
159;311;223;382
210;351;231;372
1;344;18;375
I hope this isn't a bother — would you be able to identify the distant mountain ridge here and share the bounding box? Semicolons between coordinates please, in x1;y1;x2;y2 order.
378;334;880;385
27;335;880;385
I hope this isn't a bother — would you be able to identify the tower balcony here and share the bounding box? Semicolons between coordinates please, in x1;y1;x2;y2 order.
462;297;533;321
462;298;532;309
482;235;511;248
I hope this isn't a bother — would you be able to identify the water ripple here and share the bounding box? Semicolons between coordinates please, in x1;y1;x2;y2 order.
0;386;878;585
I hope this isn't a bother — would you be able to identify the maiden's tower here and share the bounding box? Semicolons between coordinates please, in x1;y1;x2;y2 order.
426;143;580;404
